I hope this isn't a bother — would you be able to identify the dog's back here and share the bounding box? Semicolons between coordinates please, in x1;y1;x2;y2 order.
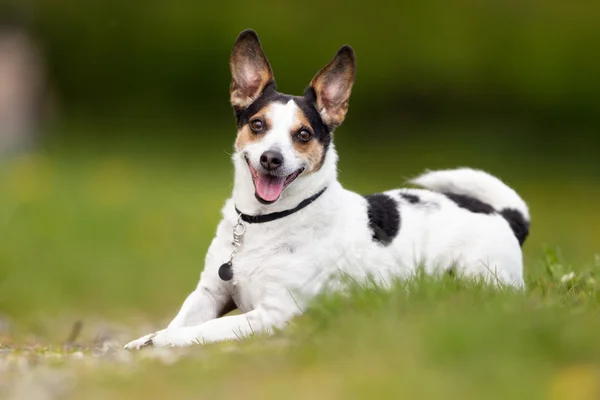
375;168;529;287
302;167;530;290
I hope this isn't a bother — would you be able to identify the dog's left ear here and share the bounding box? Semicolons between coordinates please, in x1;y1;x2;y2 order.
230;29;274;110
309;45;356;129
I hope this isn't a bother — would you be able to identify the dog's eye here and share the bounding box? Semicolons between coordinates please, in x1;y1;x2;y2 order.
297;129;313;142
250;119;264;133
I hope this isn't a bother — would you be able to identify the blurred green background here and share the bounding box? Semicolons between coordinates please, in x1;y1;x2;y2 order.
0;0;599;326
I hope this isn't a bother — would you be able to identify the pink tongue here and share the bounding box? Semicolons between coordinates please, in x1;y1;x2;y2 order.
256;174;285;202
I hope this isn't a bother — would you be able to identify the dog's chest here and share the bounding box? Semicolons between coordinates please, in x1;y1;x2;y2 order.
226;241;293;312
222;223;331;312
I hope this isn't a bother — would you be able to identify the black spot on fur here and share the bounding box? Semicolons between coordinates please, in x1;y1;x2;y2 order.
364;194;400;245
443;193;495;214
444;193;529;247
500;208;530;246
399;193;420;204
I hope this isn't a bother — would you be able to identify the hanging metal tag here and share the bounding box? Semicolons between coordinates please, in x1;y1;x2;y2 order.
219;215;246;282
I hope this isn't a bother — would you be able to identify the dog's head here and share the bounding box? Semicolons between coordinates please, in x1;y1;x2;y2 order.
230;29;355;205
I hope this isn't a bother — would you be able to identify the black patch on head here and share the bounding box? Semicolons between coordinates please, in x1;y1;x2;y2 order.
364;194;400;245
443;193;495;214
399;193;420;204
294;86;332;154
500;208;530;246
234;81;282;126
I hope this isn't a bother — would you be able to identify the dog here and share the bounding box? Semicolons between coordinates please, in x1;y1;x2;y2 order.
124;29;530;349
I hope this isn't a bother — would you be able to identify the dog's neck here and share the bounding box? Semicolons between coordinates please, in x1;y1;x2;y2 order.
232;145;338;216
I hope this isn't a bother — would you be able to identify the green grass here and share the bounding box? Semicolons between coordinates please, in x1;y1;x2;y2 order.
1;126;599;399
2;265;600;400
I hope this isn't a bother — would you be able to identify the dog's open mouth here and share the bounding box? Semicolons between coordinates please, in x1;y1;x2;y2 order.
245;157;304;203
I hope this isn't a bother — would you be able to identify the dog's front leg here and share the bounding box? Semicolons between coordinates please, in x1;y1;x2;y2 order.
144;310;272;347
167;284;232;329
124;278;230;350
146;302;297;348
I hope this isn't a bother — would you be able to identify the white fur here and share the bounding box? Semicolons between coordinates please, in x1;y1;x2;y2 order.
124;113;529;349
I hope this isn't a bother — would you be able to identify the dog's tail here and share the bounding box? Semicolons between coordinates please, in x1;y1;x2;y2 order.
411;168;530;246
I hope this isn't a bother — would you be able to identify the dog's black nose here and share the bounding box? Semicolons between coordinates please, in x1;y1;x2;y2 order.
260;150;283;171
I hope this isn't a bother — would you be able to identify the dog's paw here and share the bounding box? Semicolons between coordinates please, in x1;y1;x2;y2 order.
125;328;207;349
143;328;204;348
123;331;162;350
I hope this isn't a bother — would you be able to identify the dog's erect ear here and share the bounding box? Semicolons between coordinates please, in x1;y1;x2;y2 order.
309;45;356;129
230;29;274;110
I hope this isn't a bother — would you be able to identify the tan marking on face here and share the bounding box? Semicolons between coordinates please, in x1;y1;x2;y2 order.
290;108;325;173
234;104;272;151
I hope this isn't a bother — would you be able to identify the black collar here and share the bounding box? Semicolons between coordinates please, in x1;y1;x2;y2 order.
235;187;327;224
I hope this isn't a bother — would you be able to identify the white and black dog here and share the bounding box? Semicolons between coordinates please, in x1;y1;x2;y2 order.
125;30;530;349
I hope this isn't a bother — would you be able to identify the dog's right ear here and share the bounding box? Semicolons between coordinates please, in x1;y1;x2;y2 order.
230;29;274;110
